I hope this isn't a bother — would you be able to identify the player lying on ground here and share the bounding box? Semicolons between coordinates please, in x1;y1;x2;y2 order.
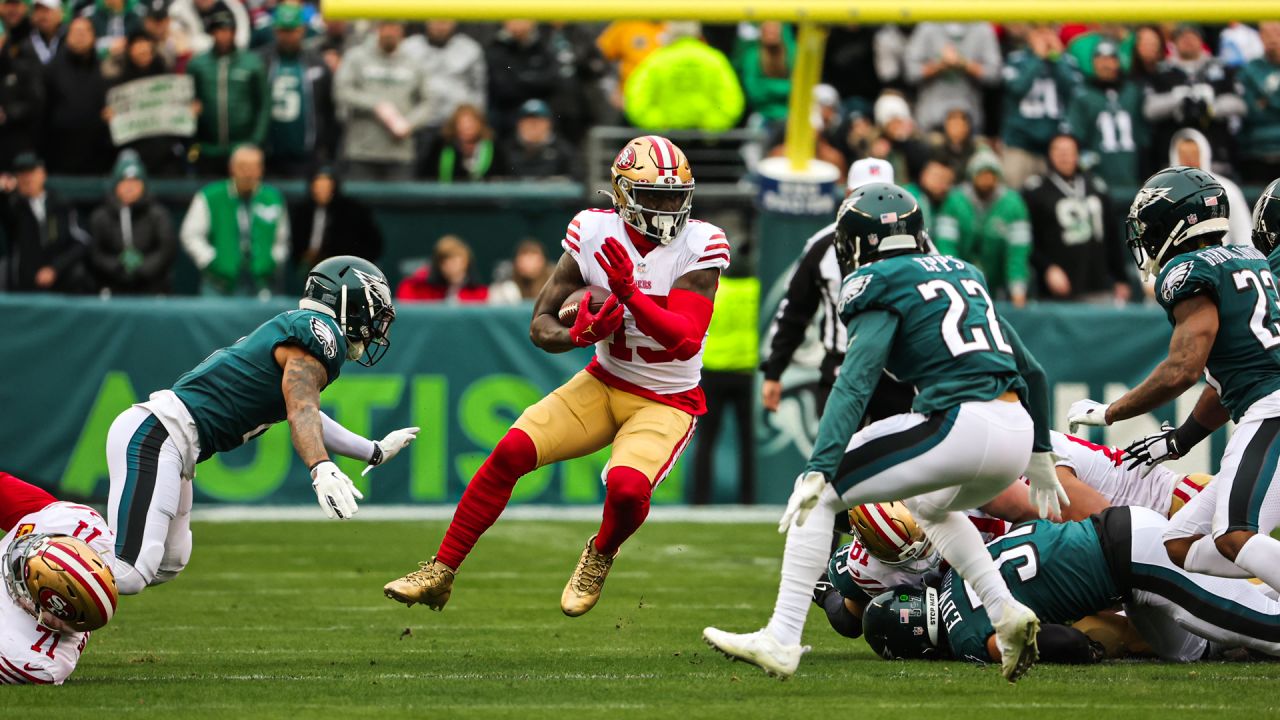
862;506;1280;665
703;183;1066;682
815;437;1212;637
105;256;417;595
1068;167;1280;594
384;136;729;617
0;472;118;684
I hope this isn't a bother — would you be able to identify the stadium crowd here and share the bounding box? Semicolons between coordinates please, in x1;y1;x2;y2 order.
0;4;1278;301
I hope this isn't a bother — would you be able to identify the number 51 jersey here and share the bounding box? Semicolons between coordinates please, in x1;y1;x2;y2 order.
561;209;730;405
838;253;1026;414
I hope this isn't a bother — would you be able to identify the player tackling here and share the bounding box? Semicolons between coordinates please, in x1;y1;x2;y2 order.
383;136;729;616
105;256;417;595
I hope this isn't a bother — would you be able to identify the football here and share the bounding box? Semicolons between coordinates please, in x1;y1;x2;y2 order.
558;285;612;326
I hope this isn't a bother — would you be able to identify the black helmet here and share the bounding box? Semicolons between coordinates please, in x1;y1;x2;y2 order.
1126;166;1229;279
862;585;942;661
1252;178;1280;257
300;255;395;367
833;182;926;271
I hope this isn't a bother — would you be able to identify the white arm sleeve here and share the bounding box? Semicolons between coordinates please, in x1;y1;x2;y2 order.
179;193;215;270
319;412;376;462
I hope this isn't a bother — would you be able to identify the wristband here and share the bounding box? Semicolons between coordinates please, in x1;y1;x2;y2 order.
1173;416;1212;455
368;443;384;467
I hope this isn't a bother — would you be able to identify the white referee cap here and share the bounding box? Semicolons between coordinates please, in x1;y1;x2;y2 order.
847;158;895;192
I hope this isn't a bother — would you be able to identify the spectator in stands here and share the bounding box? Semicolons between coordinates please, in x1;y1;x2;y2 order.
24;0;62;65
261;4;333;177
187;10;268;175
928;106;983;178
904;155;956;239
422;103;496;183
103;30;186;176
415;20;485;131
334;21;430;182
0;15;44;173
1220;21;1264;68
1239;22;1280;184
81;0;141;58
87;150;175;295
999;24;1080;189
624;22;743;132
544;22;611;147
139;0;184;70
823;25;885;103
1064;41;1148;190
935;152;1031;307
488;238;551;304
485;20;557;137
397;234;489;303
1131;25;1165;85
903;22;1002;132
289;166;381;271
180;143;289;296
738;22;793;128
1169;128;1252;244
0;152;90;292
596;19;665;106
42;17;113;175
498;98;573;180
304;16;352;75
0;0;32;51
1023;134;1130;303
1145;23;1246;176
828;103;876;165
168;0;248;58
1065;24;1131;79
870;92;929;183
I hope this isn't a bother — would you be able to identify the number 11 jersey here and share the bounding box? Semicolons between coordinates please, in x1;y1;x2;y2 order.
561;209;730;414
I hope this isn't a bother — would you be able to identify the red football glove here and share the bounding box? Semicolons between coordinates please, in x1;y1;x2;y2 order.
569;291;625;347
595;237;638;301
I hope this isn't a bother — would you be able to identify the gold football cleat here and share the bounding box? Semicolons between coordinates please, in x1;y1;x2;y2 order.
561;535;615;617
383;557;455;611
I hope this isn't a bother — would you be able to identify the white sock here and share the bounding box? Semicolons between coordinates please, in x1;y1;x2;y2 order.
765;486;840;646
1232;535;1280;592
916;510;1013;619
1183;535;1253;578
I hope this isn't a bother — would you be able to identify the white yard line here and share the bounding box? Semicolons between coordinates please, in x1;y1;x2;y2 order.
190;505;786;523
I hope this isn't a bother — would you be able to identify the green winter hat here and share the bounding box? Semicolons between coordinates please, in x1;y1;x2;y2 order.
112;150;148;183
274;3;303;30
966;151;1002;181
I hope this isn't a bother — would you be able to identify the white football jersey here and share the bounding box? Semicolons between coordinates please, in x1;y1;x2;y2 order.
1051;431;1178;516
0;502;115;685
562;209;730;394
832;511;1010;599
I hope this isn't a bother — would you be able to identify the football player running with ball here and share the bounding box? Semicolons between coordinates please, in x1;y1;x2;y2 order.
704;183;1066;682
1070;167;1280;595
105;256;417;595
384;136;729;617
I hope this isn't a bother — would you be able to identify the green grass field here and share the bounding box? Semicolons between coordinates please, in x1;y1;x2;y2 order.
15;518;1280;718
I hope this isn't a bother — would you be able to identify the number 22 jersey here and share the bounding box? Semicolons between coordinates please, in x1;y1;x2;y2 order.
561;209;730;414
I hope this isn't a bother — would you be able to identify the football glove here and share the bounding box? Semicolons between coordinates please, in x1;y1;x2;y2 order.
362;426;421;477
568;292;625;347
594;236;638;301
1122;423;1180;472
311;460;362;519
779;471;827;533
1067;399;1110;434
1025;451;1069;519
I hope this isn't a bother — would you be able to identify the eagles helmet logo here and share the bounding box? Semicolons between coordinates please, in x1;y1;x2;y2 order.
1161;260;1195;303
310;317;338;359
1130;185;1172;217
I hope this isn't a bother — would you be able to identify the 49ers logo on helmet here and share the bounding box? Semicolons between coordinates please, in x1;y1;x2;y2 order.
38;588;74;620
615;146;637;171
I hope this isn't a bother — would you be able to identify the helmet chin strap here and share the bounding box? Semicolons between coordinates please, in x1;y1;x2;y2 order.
346;340;366;362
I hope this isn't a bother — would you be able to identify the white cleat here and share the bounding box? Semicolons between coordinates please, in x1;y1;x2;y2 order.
992;601;1040;682
702;627;810;679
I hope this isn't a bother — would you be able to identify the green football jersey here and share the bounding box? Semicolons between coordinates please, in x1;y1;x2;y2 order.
939;519;1121;663
1063;81;1148;190
839;254;1026;415
172;310;347;461
1155;245;1280;421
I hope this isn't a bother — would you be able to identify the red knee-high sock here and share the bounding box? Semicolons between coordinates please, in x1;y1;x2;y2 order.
0;472;56;533
595;466;652;556
436;429;538;570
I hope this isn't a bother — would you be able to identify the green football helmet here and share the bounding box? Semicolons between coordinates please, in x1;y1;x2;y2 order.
300;255;396;367
1126;166;1229;280
1252;178;1280;257
833;182;927;271
862;585;942;661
